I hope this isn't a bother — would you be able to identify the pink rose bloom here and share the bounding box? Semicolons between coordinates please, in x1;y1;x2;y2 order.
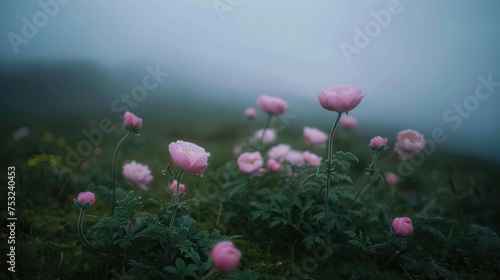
318;84;364;113
267;144;291;162
122;161;153;190
169;180;186;195
339;116;358;130
369;136;388;150
124;111;143;130
385;172;398;184
169;140;211;175
77;191;96;206
211;241;242;274
266;158;281;172
237;152;264;173
302;151;322;167
244;107;257;119
12;127;29;141
303;127;328;147
285;150;304;166
256;95;289;115
394;129;426;160
392;217;414;237
254;128;276;144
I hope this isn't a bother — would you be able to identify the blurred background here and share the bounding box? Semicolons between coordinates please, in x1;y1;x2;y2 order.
1;0;499;163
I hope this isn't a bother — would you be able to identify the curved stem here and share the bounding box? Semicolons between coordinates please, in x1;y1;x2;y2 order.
201;268;217;280
78;209;102;254
169;170;185;230
111;130;132;215
366;235;396;252
324;112;342;222
259;115;273;143
349;173;372;208
350;151;380;208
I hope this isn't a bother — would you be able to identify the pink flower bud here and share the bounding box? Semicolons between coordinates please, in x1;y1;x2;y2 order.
122;161;153;190
369;136;388;150
211;241;242;274
302;151;322;167
256;95;289;116
303;127;328;147
237;152;264;173
127;220;133;230
394;129;426;160
266;158;281;172
244;107;257;119
339;116;358;130
124;111;143;130
385;172;398;184
77;191;96;206
318;85;364;113
169;180;186;195
169;140;211;176
392;217;414;237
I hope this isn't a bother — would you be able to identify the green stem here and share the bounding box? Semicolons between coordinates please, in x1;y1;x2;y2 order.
77;209;102;254
259;115;273;143
111;130;132;215
201;268;217;280
324;112;342;222
169;170;185;230
350;151;380;208
366;236;396;252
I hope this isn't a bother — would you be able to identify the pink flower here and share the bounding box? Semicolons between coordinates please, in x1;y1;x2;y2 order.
256;95;289;115
122;161;153;190
285;150;304;166
303;127;328;147
169;141;211;175
392;217;414;237
369;136;388;150
127;220;133;230
385;172;398;184
12;127;29;141
244;107;257;119
211;241;242;274
77;191;96;206
302;151;322;167
254;129;276;144
339;116;358;130
318;84;364;113
237;152;264;173
267;144;291;162
124;111;143;130
266;158;281;172
394;129;426;160
169;180;186;195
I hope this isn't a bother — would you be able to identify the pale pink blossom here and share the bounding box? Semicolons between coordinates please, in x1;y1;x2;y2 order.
339;116;358;130
394;129;426;160
211;241;242;274
232;145;242;157
303;127;328;147
257;95;289;115
254;128;276;144
77;191;96;206
285;150;305;166
392;217;414;237
302;151;322;167
169;180;186;195
369;136;388;150
237;152;264;173
266;158;281;172
169;141;211;175
267;144;291;162
244;107;257;119
124;111;143;130
385;172;398;184
122;161;153;190
12;127;29;141
318;85;364;113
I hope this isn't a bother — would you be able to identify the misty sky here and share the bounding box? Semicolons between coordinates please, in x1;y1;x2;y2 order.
1;0;499;161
